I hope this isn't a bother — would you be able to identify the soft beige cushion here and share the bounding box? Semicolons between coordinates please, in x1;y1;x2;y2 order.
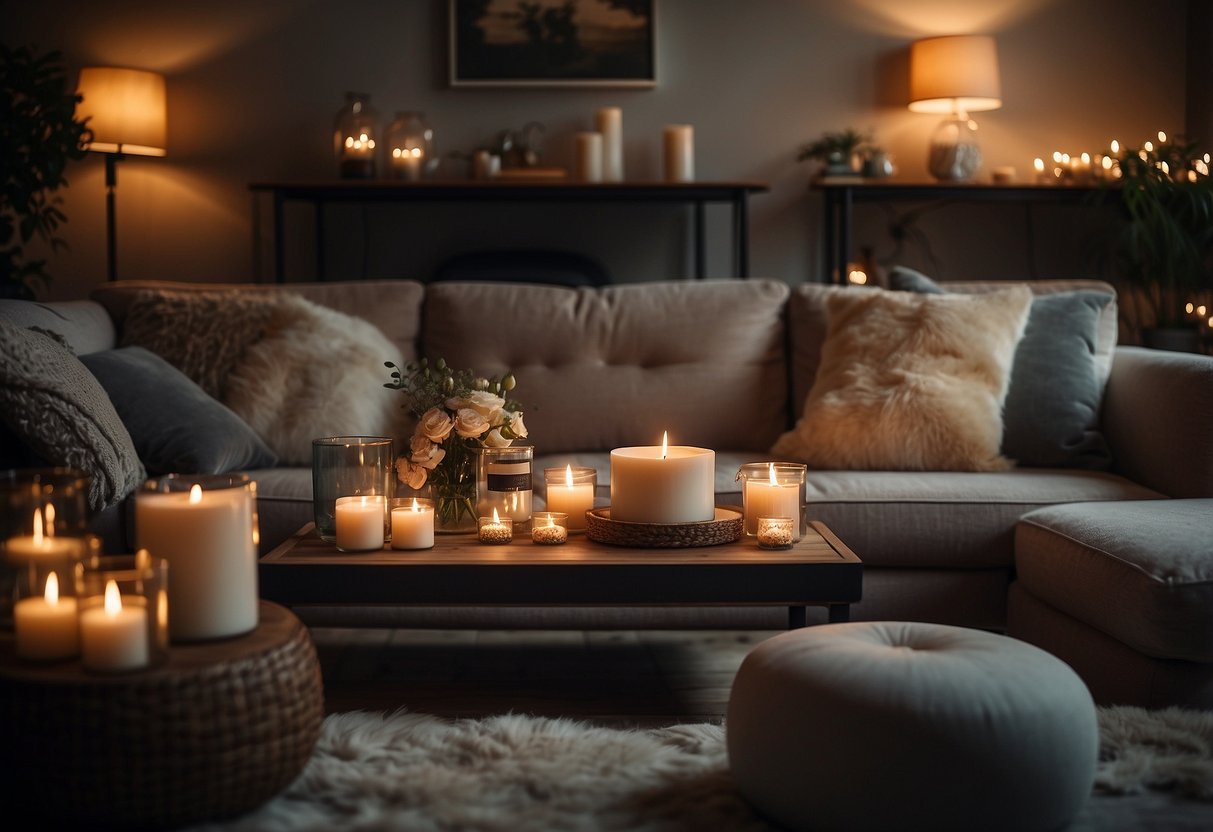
423;280;790;454
774;286;1033;472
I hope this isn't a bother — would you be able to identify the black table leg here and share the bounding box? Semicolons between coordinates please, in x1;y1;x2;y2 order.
827;603;850;623
694;201;706;279
788;606;807;629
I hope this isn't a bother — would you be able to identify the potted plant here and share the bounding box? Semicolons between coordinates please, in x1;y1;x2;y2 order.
1111;135;1213;350
0;45;90;300
798;128;872;178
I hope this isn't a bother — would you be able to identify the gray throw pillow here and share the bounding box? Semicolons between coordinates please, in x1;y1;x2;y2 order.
81;347;278;475
889;267;1112;469
0;321;145;510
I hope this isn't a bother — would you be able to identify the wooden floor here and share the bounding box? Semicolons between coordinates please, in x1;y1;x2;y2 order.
310;626;784;729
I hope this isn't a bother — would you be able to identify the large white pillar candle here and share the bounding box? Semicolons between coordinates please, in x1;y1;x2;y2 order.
663;125;694;182
742;463;803;538
596;107;623;182
544;465;595;532
610;433;715;524
391;499;435;550
575;132;604;182
14;571;78;661
335;495;387;551
80;580;149;672
136;480;258;641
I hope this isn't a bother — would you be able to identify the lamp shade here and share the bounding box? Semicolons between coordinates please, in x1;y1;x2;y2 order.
908;35;1001;114
76;67;167;156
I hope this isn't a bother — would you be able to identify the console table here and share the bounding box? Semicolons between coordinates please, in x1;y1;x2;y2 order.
250;180;768;282
816;180;1107;283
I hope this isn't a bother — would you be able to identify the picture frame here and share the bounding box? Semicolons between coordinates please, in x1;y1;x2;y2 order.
449;0;656;88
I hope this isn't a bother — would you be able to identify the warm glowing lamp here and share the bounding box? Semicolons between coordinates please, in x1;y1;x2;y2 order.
908;35;1001;182
75;67;167;282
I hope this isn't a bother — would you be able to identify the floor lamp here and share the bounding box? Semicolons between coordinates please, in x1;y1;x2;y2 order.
75;67;167;282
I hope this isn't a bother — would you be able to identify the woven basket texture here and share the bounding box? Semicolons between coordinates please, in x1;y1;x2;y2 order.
585;507;743;548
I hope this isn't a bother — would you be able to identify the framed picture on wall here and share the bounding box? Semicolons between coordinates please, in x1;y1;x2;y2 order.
450;0;656;88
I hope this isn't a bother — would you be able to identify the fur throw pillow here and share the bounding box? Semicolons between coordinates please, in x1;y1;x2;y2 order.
772;286;1033;472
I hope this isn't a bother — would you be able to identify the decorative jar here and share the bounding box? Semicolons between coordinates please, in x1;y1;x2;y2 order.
312;436;394;543
736;462;806;541
333;92;379;179
386;111;434;181
476;445;533;531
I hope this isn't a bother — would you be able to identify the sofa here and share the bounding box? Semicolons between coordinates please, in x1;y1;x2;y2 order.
2;277;1211;707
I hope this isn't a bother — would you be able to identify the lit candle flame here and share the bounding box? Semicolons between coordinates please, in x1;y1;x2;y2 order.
44;571;59;605
492;508;500;523
412;498;420;513
661;431;668;460
1159;130;1167;143
1110;139;1120;154
189;484;203;504
45;503;55;535
565;464;574;487
1033;158;1044;172
104;579;122;616
136;548;150;570
31;508;42;545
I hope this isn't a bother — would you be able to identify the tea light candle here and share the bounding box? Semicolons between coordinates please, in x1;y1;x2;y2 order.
80;580;149;672
544;465;595;532
479;508;513;544
610;432;715;524
756;517;795;550
335;495;387;551
531;512;568;545
14;571;78;661
742;462;802;538
391;498;434;550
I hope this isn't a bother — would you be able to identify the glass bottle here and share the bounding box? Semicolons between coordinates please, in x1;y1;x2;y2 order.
386;111;434;181
333;92;379;179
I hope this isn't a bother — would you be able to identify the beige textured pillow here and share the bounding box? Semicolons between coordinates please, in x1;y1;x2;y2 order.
772;286;1033;472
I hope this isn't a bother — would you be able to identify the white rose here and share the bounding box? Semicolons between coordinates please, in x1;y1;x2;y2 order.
482;427;513;448
509;411;528;439
412;442;447;471
410;433;434;457
454;407;490;439
445;395;468;411
418;407;454;442
396;457;428;490
466;390;506;419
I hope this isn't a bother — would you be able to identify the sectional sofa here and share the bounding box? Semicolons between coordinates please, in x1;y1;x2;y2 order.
2;277;1210;707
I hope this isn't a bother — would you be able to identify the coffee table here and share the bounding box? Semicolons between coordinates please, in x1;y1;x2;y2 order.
259;519;862;629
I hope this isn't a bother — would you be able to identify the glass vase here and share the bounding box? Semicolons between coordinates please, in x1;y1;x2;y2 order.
312;437;394;544
333;92;379;180
386;111;434;181
400;439;479;534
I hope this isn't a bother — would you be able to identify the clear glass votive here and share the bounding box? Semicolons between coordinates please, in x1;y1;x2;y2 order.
478;513;513;544
543;466;596;533
312;436;394;543
389;497;435;550
76;550;169;672
736;462;807;541
531;512;569;545
11;534;98;662
756;517;795;550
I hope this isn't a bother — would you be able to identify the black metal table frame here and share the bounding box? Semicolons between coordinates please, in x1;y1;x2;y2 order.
250;180;768;282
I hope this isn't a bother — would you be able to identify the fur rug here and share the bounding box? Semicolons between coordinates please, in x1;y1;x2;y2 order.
189;706;1212;831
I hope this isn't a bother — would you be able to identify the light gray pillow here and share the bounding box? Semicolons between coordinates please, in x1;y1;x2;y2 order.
889;267;1112;470
0;321;145;510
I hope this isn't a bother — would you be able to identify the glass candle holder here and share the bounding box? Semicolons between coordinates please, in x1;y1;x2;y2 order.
543;465;596;533
386;111;433;181
478;512;513;544
531;512;569;545
333;91;379;179
390;497;435;550
136;474;258;642
11;534;98;662
736;462;807;541
756;517;795;550
76;550;169;673
312;436;394;544
476;445;533;532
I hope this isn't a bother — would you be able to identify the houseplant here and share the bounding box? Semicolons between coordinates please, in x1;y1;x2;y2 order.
0;45;90;300
797;128;873;178
1112;135;1213;349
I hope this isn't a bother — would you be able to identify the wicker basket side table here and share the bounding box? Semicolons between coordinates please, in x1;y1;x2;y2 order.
0;600;323;830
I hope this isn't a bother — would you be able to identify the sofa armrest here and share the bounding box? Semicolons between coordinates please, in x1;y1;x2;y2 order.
1101;346;1213;497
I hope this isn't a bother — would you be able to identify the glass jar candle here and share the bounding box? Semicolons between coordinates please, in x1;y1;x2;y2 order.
478;510;513;544
736;462;806;541
543;465;596;533
531;511;568;545
476;445;533;531
76;550;169;672
333;92;379;179
312;436;394;544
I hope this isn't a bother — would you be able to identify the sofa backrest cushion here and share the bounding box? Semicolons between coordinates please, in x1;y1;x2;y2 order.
422;280;791;453
0;299;116;355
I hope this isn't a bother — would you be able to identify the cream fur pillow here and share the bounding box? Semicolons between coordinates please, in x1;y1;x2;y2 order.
772;286;1033;472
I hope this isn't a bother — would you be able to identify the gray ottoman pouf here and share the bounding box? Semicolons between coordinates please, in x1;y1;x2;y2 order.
727;622;1098;832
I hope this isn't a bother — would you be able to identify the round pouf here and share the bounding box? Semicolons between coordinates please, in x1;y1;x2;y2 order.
727;622;1098;832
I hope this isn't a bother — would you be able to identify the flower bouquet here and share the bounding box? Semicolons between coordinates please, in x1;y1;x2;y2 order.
385;358;528;532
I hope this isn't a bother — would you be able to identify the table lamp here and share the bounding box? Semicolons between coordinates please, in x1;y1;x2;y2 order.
908;35;1001;182
75;67;167;282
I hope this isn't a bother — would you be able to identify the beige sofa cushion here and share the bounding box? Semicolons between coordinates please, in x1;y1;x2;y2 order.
422;280;790;454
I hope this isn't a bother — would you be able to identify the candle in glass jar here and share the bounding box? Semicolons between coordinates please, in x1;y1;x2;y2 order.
80;580;149;672
742;462;802;537
5;507;81;561
335;495;387;551
391;498;434;550
610;432;714;524
544;465;595;531
479;508;513;544
531;512;568;545
14;571;78;661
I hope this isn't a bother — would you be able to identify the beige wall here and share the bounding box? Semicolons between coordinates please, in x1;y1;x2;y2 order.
6;0;1188;298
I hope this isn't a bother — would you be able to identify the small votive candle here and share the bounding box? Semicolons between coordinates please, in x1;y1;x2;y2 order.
390;498;435;550
14;571;79;661
80;579;150;673
756;517;795;550
335;495;387;551
478;509;513;544
531;512;569;545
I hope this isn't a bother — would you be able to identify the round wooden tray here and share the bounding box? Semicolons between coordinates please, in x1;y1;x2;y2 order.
585;506;743;548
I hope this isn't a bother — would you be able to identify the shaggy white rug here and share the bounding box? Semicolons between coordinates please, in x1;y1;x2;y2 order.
191;706;1213;831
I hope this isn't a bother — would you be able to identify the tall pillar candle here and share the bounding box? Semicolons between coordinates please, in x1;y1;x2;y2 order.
664;125;695;182
610;435;714;524
135;476;258;641
596;107;623;182
575;132;604;182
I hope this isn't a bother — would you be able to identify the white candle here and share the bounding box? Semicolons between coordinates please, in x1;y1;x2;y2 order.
596;107;623;182
135;482;258;641
335;495;387;551
610;432;715;524
663;125;695;182
14;571;78;661
80;580;149;672
575;132;604;182
5;507;82;561
391;499;434;550
545;465;595;532
743;463;802;538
